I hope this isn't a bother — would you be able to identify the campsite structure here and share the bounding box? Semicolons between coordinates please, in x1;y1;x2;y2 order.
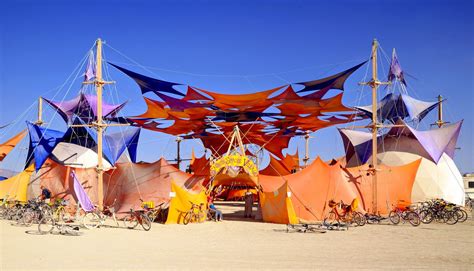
0;38;466;225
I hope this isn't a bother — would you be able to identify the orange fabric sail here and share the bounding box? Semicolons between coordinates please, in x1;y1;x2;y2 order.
259;157;422;223
0;130;27;161
196;86;283;107
343;159;422;214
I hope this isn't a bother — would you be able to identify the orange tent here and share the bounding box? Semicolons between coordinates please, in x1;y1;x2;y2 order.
259;157;421;223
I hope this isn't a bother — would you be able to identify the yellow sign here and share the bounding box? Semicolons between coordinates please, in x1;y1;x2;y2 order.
210;154;258;177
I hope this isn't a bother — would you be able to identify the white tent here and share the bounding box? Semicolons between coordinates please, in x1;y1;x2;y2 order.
51;142;112;170
377;151;465;206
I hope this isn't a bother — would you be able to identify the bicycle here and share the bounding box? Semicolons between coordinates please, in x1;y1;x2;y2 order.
38;216;81;236
183;202;206;225
286;223;326;233
123;208;152;231
143;202;168;223
82;199;119;229
389;201;420;227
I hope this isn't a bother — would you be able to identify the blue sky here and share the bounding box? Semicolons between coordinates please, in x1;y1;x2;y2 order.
0;0;472;173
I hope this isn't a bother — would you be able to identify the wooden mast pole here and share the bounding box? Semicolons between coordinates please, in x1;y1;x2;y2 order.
359;39;390;213
36;97;43;126
370;39;379;214
435;95;446;128
95;38;105;211
303;132;310;167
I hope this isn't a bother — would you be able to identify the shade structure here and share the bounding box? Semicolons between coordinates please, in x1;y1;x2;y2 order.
258;157;421;223
43;93;127;123
103;158;205;215
112;62;366;158
0;165;34;202
26;122;66;171
378;151;465;206
51;142;113;169
339;120;463;165
343;159;421;215
355;93;439;123
37;159;100;207
0;130;27;162
259;182;298;224
165;182;207;224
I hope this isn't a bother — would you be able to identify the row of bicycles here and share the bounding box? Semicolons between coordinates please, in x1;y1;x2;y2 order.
0;198;172;235
287;197;471;233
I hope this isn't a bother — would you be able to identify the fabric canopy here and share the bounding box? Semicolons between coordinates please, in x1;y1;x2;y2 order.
0;129;27;161
259;157;421;222
340;120;463;164
165;182;207;224
63;118;141;165
0;165;34;202
43;93;127;123
72;170;94;212
26;122;66;171
112;62;366;158
355;93;439;123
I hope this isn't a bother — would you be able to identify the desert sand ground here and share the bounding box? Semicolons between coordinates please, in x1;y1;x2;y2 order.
1;202;473;270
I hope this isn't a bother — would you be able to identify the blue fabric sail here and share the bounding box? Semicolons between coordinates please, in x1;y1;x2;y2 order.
109;63;185;97
63;117;140;165
355;93;439;123
296;61;367;93
25;122;66;171
103;127;141;164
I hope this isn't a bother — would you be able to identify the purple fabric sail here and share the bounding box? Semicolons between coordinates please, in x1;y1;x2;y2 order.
404;121;462;163
387;49;406;86
155;92;208;111
71;171;94;212
355;93;439;123
43;93;127;123
339;120;463;164
84;50;96;82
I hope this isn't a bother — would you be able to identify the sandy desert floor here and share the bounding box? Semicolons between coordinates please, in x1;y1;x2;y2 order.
1;202;473;270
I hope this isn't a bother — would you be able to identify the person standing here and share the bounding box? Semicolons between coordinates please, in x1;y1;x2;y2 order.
244;189;254;218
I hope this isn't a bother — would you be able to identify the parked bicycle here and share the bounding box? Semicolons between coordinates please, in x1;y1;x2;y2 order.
82;199;119;229
323;199;365;230
143;202;168;223
123;208;152;231
38;215;81;236
183;201;206;225
389;200;420;227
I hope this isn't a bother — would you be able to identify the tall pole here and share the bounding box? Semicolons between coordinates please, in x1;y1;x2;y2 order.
435;95;446;128
36;97;43;126
95;38;105;211
370;39;379;214
303;132;310;167
176;137;182;170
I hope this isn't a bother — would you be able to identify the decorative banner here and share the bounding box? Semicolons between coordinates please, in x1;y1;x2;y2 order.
210;154;258;177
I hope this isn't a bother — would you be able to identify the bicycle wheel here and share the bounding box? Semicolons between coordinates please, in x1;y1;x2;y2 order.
419;210;433;224
59;209;72;223
38;216;55;234
183;211;192;225
123;215;139;229
21;209;35;226
83;212;100;229
455;209;468;223
407;212;420;227
444;211;458;225
354;212;366;226
323;212;338;229
140;214;152;231
389;211;400;225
